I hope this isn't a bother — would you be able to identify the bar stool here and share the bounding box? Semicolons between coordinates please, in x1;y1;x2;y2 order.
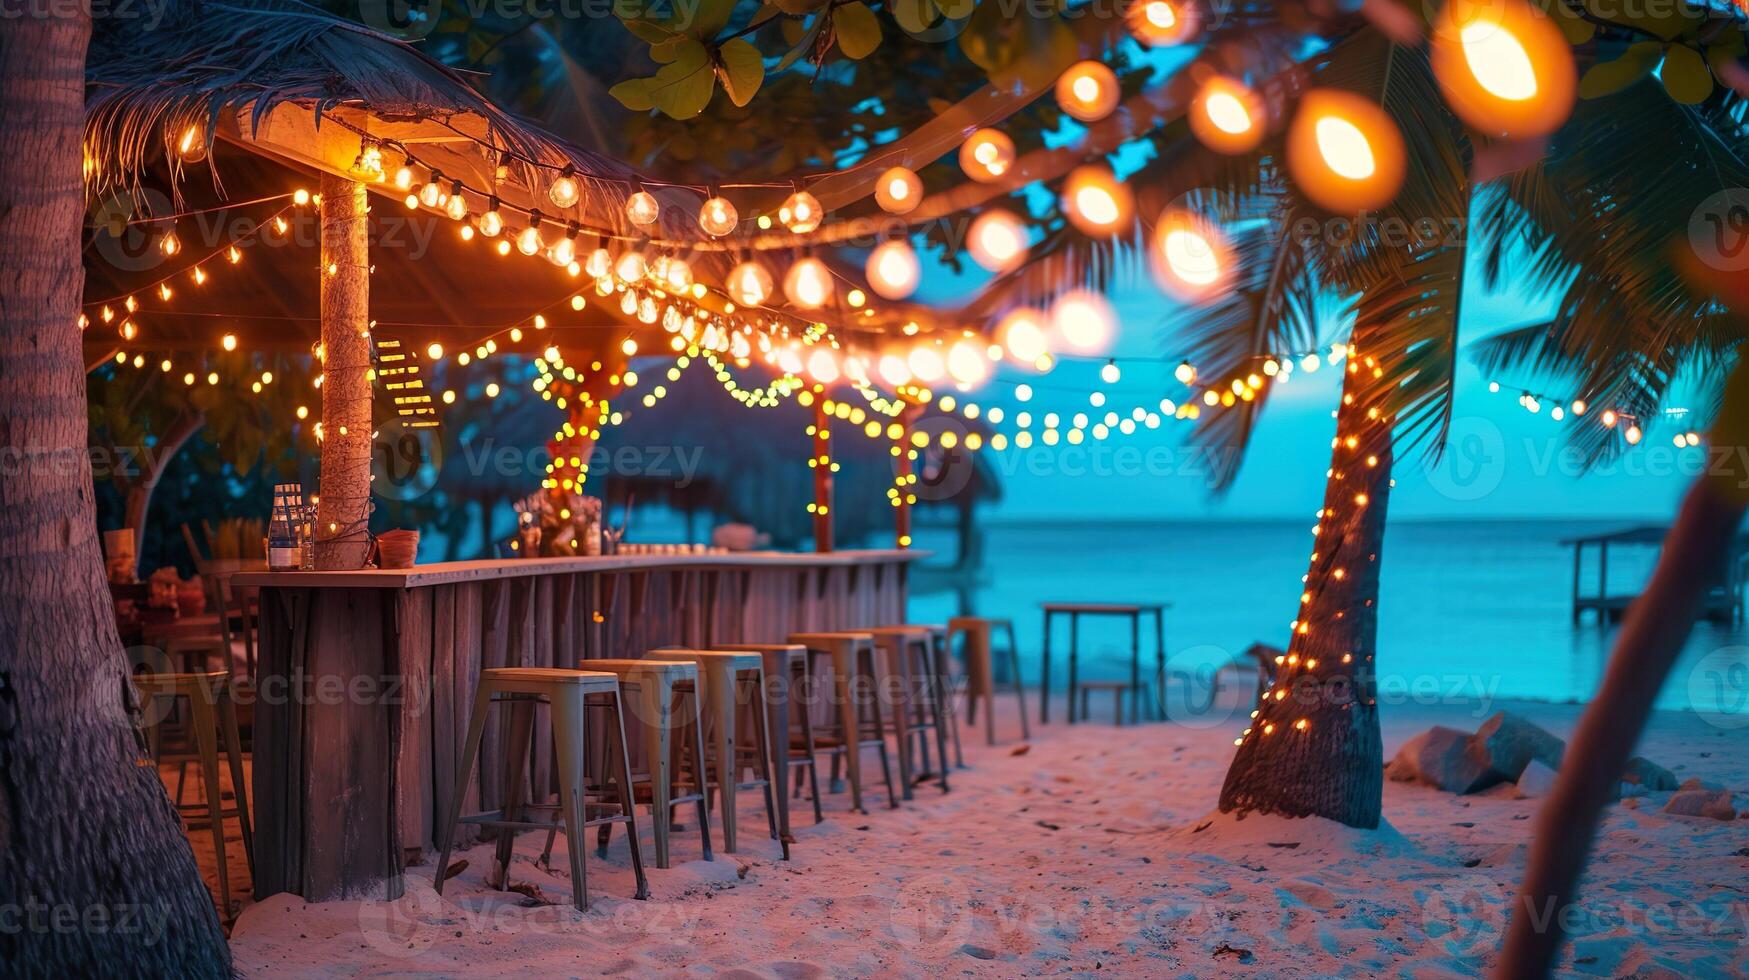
787;631;899;814
434;668;649;910
857;627;952;797
1078;681;1132;725
134;670;253;917
908;624;967;769
652;649;785;859
948;616;1031;745
1039;602;1169;724
566;659;713;870
714;643;825;832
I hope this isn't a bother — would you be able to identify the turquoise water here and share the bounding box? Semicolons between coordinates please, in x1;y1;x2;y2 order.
907;519;1749;717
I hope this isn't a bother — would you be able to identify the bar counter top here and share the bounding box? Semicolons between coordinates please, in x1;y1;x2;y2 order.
233;548;924;590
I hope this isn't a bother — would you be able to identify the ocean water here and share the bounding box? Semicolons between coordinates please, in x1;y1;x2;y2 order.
907;519;1749;718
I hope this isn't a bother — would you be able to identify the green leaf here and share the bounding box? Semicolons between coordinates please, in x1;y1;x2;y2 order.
833;2;882;59
891;0;933;35
649;42;716;118
619;16;678;44
688;0;739;38
1577;41;1660;99
716;37;766;106
609;76;657;111
1661;42;1713;104
650;34;707;64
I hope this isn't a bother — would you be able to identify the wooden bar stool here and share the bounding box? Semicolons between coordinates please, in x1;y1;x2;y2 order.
1039;602;1169;724
908;624;966;769
857;627;952;797
434;668;649;910
568;659;713;870
1079;681;1131;724
787;631;898;814
948;616;1031;745
652;649;785;859
133;670;253;917
715;643;824;832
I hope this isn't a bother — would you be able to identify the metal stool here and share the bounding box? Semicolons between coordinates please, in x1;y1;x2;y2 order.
134;670;253;918
787;631;899;814
653;649;785;859
948;616;1032;745
565;659;713;869
1040;602;1168;724
858;626;952;797
434;668;649;910
1078;681;1132;725
715;643;825;832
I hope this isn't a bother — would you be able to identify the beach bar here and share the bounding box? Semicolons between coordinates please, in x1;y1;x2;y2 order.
236;550;913;901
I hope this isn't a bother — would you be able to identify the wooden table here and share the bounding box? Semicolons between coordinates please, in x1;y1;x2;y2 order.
1039;601;1169;725
233;549;921;901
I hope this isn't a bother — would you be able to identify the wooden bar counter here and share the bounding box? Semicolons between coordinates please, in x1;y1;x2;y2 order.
233;549;918;901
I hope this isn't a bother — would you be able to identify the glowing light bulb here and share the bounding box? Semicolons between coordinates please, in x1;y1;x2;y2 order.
1151;209;1230;302
393;166;414;190
159;231;180;257
947;341;989;386
1129;0;1195;45
549;173;580;209
908;345;945;382
807;348;840;384
625;190;660;227
445;192;468;221
698;196;738;236
1287;90;1406;212
875;167;923;213
1601;409;1618;428
959;129;1016;182
968;209;1029;272
784;257;834;309
548;236;577;267
1056;61;1120;122
779;190;823;233
221;333;238;351
1572;399;1587;416
866;239;921;299
516;224;543;256
1190;76;1266;155
426;343;443;359
1062;166;1133;236
878;353;912;387
1101;360;1121;384
1625;424;1643;445
1049;290;1116;356
1460;23;1536;101
1175;361;1196;385
997;308;1050;366
663;256;692;292
418;180;443;208
477;209;503;237
614;251;647;283
726;261;773;307
1432;0;1575;137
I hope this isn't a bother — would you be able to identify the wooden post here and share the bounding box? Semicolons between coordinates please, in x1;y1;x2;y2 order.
812;399;833;553
315;174;373;569
894;403;922;549
1570;541;1583;623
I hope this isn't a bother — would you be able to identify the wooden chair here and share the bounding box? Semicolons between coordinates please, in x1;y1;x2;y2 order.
948;616;1032;745
434;668;650;910
651;649;785;859
133;670;253;918
558;659;713;870
787;632;899;814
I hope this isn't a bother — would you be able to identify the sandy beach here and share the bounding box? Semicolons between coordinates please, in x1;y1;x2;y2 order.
227;695;1749;977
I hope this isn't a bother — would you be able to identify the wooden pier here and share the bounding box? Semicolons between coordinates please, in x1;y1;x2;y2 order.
1565;525;1749;624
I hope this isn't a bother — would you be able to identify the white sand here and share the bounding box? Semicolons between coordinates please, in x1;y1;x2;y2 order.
229;696;1748;977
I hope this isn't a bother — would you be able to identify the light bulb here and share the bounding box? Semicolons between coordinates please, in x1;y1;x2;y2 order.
997;308;1050;366
159;231;180;257
419;180;443;208
548;236;577;267
784;257;834;309
477;209;503;237
726;261;773;307
1601;409;1618;427
445;191;468;221
393;166;414;190
174;123;207;163
779;190;823;233
960;129;1016;182
1432;0;1576;138
866;239;921;299
1625;424;1643;445
908;346;945;382
1101;360;1121;384
516;225;543;256
968;209;1029;272
625;190;660;227
1129;0;1196;45
878;353;912;387
807;348;840;384
585;247;612;279
663;256;692;291
1062;166;1132;236
1190;76;1266;155
615;251;647;282
1056;61;1120;122
698;196;738;236
549;173;580;209
1049;290;1116;356
875;167;923;213
1175;361;1196;384
1150;209;1230;303
947;341;989;386
1287;90;1406;213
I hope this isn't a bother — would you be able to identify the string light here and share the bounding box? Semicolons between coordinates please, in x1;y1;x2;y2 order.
866;239;921;299
1062;166;1133;236
779;189;823;233
1286;90;1407;213
625;190;660;227
997;308;1051;367
1056;61;1120;122
1128;0;1196;45
1151;208;1231;303
875;166;923;214
698;195;738;236
968;209;1030;271
1190;75;1266;155
549;167;581;209
959;129;1016;182
784;257;834;309
1431;0;1576;138
1048;291;1116;356
726;260;774;307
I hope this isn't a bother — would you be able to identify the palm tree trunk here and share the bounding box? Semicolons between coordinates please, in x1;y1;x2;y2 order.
1219;354;1392;829
0;11;229;973
1498;473;1746;977
314;174;372;570
120;410;204;575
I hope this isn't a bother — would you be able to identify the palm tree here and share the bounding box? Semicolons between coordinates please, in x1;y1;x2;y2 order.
0;10;229;974
1159;22;1747;828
